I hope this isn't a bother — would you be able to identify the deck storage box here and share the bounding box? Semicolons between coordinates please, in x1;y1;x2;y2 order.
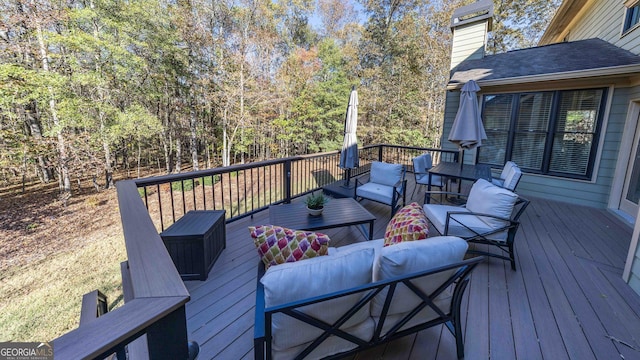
160;210;226;281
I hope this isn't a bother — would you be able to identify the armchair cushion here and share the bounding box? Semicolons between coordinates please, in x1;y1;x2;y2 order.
356;182;396;206
369;161;403;187
499;161;517;180
422;204;508;242
249;225;330;269
503;166;522;191
465;179;518;229
413;155;444;188
384;202;429;246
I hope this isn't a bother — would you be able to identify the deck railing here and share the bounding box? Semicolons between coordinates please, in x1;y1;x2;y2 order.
51;144;457;359
136;144;458;231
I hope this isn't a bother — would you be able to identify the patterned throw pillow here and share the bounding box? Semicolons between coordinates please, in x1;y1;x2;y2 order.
384;202;429;247
249;225;330;268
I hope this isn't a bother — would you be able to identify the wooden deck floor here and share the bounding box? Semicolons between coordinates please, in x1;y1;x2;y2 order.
183;181;640;360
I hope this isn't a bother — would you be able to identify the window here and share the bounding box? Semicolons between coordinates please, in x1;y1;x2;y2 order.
478;89;606;179
624;3;640;33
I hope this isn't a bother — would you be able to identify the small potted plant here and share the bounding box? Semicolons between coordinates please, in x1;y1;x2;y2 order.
305;192;327;216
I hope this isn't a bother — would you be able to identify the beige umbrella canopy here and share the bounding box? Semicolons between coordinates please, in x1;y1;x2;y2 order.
339;87;359;185
448;80;487;165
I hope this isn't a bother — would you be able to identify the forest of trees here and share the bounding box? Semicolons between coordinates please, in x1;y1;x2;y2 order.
0;0;560;195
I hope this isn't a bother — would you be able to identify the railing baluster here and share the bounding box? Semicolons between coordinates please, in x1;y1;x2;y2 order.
202;177;207;210
250;168;254;212
180;180;186;216
192;179;196;211
236;170;240;216
212;175;217;210
228;172;233;216
169;182;176;224
244;169;248;215
143;187;149;210
157;184;164;231
220;174;225;213
284;160;291;203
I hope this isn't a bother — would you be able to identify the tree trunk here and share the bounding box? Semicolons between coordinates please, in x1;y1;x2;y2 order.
137;141;142;178
161;104;173;174
190;107;198;170
101;117;113;188
206;140;211;169
175;138;182;173
34;11;71;194
90;0;113;189
222;107;229;166
240;59;245;164
24;102;51;183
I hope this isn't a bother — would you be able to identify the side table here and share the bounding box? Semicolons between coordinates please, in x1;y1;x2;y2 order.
160;210;226;281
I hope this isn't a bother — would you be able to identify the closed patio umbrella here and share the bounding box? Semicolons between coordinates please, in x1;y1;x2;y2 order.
339;86;359;186
448;80;486;167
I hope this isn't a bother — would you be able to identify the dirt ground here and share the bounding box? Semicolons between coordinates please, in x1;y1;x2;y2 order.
0;179;123;272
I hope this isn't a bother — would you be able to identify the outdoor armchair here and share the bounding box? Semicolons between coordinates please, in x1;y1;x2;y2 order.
423;178;529;270
411;154;445;198
492;161;522;191
355;161;407;216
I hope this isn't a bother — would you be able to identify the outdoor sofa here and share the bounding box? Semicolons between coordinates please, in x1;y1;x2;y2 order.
253;235;482;360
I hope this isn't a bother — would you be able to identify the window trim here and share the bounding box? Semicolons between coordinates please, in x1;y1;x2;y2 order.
622;1;640;36
478;88;608;180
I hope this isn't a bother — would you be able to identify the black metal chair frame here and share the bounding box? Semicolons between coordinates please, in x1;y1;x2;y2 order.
254;256;483;360
411;156;446;199
354;167;407;216
424;191;530;270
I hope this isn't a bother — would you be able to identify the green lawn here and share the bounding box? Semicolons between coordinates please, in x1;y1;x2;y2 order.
0;234;126;341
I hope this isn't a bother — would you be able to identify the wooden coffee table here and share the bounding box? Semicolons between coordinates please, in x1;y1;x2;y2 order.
269;197;376;240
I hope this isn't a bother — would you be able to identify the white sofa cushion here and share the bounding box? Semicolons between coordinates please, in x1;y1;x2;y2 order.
369;161;403;187
332;239;383;255
465;179;517;229
261;243;375;354
371;236;468;318
356;182;396;205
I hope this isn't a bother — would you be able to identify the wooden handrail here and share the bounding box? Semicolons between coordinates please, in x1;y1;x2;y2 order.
52;181;191;359
116;181;189;297
52;296;188;359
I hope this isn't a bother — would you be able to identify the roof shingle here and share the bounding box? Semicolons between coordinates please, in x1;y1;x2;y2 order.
449;38;640;86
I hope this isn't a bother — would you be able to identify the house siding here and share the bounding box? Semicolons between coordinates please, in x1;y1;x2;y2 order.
442;91;460;152
450;21;489;69
565;0;640;55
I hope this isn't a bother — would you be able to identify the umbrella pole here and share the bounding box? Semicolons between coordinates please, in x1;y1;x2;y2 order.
459;149;464;170
343;168;352;187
